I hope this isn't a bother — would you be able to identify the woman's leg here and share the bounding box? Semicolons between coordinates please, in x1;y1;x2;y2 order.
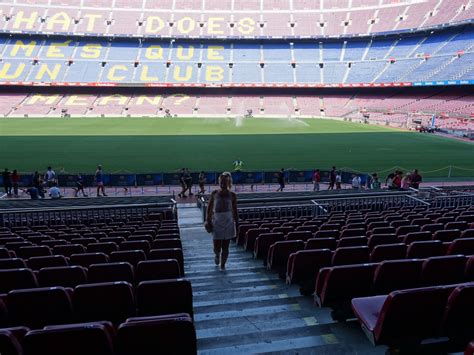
213;240;222;265
220;240;231;269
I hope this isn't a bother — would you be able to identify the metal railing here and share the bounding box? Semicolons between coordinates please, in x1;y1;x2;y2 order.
0;201;176;227
430;193;474;209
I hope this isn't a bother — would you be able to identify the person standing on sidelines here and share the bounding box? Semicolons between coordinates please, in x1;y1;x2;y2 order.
11;170;20;197
2;168;12;196
205;172;238;271
351;174;361;189
198;171;206;195
95;165;107;197
75;174;88;197
335;171;342;190
312;169;321;191
328;166;336;190
276;168;285;192
44;167;56;188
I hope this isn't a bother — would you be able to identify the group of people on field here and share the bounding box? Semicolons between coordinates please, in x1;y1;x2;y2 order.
2;165;108;199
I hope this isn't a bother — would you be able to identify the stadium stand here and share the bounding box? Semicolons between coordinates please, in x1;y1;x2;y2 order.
1;0;472;37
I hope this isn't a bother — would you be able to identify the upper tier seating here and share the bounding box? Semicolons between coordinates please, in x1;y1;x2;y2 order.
0;28;473;86
2;0;472;37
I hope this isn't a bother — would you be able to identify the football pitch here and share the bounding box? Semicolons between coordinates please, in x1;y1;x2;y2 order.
1;117;473;179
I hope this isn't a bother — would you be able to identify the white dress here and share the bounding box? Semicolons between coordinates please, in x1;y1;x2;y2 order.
211;191;236;240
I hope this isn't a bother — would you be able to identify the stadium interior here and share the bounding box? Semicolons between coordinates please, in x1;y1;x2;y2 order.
0;0;473;354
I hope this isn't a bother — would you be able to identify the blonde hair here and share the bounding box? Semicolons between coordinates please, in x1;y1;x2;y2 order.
219;172;232;189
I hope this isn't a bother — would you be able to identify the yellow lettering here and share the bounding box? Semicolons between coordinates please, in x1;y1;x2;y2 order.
135;95;161;105
237;17;255;35
207;46;224;60
99;94;128;105
83;14;102;32
207;17;225;35
10;40;37;57
145;46;163;60
176;17;195;34
176;45;194;60
46;11;71;31
13;11;38;30
0;63;26;79
173;65;193;81
65;95;88;105
27;94;59;105
46;41;72;58
80;44;102;59
107;65;127;81
205;65;224;81
145;16;165;34
35;64;62;81
139;65;159;81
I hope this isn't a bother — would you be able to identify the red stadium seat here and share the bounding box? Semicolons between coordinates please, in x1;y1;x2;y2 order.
27;255;69;271
6;287;74;329
136;260;181;283
0;258;27;270
148;249;184;276
286;249;332;285
421;255;466;286
253;232;285;260
442;283;474;347
406;240;444;259
305;237;337;251
137;279;193;318
332;246;370;266
0;269;38;293
267;240;305;273
370;243;407;262
73;282;136;325
117;314;196;355
372;259;424;295
70;253;109;268
88;262;135;284
110;250;147;267
23;322;115;355
38;266;88;288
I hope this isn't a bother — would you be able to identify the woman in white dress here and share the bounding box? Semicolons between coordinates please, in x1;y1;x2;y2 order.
205;172;238;270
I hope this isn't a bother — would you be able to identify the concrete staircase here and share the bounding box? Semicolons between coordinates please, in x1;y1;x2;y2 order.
178;205;384;354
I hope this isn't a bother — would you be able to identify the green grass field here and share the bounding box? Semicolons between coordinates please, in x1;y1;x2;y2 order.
1;117;473;179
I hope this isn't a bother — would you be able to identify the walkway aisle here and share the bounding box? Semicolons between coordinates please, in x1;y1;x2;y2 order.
178;206;383;355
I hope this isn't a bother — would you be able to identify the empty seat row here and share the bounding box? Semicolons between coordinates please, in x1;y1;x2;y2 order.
0;258;182;293
352;282;474;351
0;279;193;329
0;314;196;355
286;239;474;290
315;255;474;309
0;246;184;272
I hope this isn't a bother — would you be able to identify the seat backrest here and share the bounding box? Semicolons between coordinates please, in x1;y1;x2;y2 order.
433;229;461;243
109;250;147;268
70;253;109;268
23;322;115;355
73;281;136;325
136;260;181;283
421;255;467;286
320;263;378;305
0;258;27;270
337;236;367;248
403;231;432;244
411;218;431;227
137;279;193;318
70;238;98;247
396;225;421;236
38;266;88;288
148;249;184;276
52;244;86;258
27;255;69;271
119;241;151;254
441;283;474;343
445;221;468;231
7;287;73;329
368;234;399;250
421;224;444;233
332;246;370;266
314;230;339;239
286;231;313;242
0;328;25;355
151;239;182;250
370;243;407;263
374;285;453;344
461;229;474;238
406;240;444;259
88;262;135;284
373;259;424;294
447;238;474;256
117;314;196;355
465;256;474;281
305;237;337;251
0;268;38;293
17;246;52;259
87;242;119;255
